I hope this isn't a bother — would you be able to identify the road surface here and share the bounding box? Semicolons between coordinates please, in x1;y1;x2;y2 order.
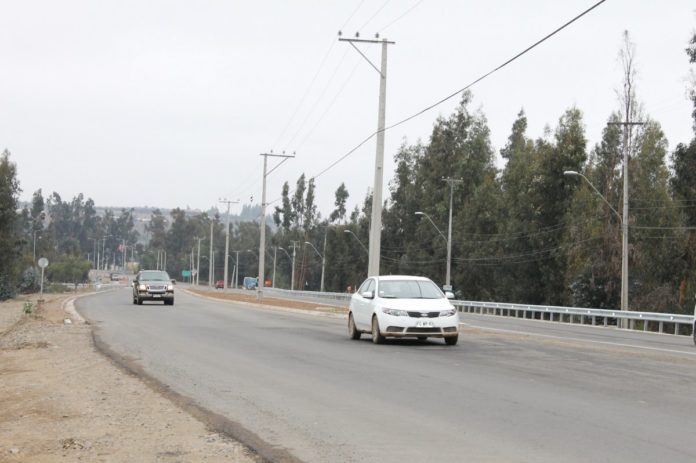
78;288;696;463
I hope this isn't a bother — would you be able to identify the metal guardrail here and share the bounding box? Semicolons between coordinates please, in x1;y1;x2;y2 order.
263;287;351;303
261;288;695;336
452;300;695;336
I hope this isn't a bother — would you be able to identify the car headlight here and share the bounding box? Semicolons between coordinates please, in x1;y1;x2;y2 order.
138;284;146;291
382;308;408;317
167;284;174;291
439;308;457;317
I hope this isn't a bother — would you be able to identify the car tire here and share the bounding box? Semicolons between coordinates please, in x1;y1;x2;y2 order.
132;295;137;305
417;336;427;341
136;296;143;305
444;335;458;346
348;313;361;340
165;299;174;306
371;316;384;344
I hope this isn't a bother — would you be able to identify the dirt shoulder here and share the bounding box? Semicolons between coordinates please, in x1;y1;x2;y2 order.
0;292;256;463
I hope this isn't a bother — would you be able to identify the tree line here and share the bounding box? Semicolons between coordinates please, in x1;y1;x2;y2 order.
1;31;695;315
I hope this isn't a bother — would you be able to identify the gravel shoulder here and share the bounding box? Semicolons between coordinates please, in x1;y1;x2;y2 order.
0;291;257;463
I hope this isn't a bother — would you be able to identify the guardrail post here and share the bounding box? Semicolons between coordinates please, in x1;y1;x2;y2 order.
675;323;679;335
659;321;663;333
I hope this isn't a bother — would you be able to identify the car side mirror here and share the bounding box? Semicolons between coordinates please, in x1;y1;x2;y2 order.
445;291;454;299
361;290;374;299
171;279;176;285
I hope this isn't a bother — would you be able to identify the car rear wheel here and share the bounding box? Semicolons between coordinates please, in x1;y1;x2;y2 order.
371;316;384;344
444;335;458;346
348;313;361;340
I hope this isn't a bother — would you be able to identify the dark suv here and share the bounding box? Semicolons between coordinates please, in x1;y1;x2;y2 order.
132;270;175;305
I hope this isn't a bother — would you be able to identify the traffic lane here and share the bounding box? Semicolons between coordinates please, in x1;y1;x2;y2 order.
79;289;696;463
460;311;696;355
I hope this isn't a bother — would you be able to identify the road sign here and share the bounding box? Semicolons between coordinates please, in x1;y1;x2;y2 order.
38;257;49;269
181;270;191;278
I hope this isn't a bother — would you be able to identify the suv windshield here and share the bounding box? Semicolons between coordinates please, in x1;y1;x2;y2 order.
378;280;444;299
139;271;170;281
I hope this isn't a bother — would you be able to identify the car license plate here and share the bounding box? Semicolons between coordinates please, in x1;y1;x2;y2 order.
416;320;434;327
152;294;161;298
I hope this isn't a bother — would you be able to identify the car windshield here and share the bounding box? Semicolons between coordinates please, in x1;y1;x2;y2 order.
140;271;170;281
378;280;444;299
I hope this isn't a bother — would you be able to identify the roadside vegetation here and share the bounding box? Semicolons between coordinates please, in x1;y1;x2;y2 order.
2;31;696;314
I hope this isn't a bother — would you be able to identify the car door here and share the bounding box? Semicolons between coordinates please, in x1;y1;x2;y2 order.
353;278;375;330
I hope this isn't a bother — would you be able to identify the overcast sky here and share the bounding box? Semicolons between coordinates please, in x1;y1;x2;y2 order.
2;1;695;218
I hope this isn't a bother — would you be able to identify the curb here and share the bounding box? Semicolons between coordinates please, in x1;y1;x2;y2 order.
181;288;348;320
62;287;121;324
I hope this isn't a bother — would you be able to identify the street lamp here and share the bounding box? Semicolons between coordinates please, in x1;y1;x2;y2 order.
415;211;452;289
33;230;41;263
564;170;627;327
101;235;111;272
304;241;325;292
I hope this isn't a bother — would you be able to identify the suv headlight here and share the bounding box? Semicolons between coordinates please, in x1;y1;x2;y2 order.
439;308;457;317
138;284;147;291
167;284;174;291
382;308;408;317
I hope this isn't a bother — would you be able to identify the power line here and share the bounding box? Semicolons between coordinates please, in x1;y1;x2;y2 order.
293;0;609;192
267;0;608;206
358;0;392;31
378;0;425;32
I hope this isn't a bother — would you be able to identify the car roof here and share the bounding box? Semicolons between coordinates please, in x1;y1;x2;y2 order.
373;275;431;282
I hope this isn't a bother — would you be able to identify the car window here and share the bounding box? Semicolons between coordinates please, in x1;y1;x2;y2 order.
357;279;371;294
140;271;170;281
377;280;444;299
365;280;375;294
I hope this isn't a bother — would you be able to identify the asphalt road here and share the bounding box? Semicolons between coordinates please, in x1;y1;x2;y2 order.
78;288;696;463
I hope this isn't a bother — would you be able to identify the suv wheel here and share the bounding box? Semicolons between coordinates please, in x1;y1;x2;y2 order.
444;335;458;346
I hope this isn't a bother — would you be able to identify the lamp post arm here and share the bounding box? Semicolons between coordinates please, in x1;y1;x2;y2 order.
419;213;447;243
344;230;369;253
304;241;323;259
575;172;622;223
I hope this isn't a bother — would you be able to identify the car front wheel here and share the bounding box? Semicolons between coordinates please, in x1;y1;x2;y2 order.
371;316;384;344
348;313;361;340
444;335;458;346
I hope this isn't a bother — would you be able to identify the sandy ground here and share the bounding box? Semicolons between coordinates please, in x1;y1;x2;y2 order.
0;291;258;463
186;288;348;315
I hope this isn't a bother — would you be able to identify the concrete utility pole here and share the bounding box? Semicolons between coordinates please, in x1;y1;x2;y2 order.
209;221;214;287
272;247;278;288
195;237;205;286
340;32;394;277
608;120;644;328
290;241;299;291
234;250;240;289
304;241;326;293
258;151;295;299
219;198;239;289
442;178;463;290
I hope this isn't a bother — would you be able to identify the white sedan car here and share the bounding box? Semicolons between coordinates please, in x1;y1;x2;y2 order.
348;275;459;345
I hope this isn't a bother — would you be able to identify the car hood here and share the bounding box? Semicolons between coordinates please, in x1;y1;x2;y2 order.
376;297;453;311
139;280;170;285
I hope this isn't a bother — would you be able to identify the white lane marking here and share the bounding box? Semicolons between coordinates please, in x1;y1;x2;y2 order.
460;322;696;357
